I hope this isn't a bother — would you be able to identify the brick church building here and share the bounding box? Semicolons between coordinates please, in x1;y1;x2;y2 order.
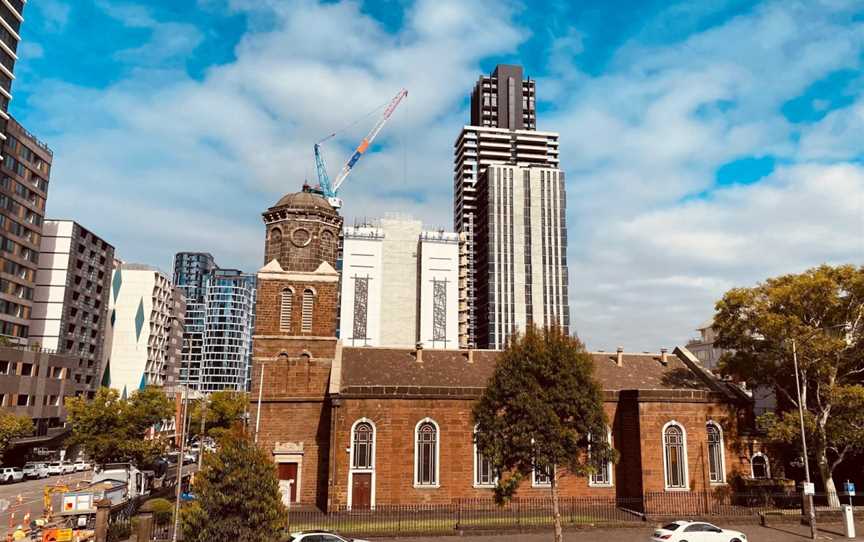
252;190;769;511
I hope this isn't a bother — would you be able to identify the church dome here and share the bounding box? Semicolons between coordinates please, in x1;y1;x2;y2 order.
272;189;336;214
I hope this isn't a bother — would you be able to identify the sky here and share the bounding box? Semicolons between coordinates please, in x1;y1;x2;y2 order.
11;0;864;351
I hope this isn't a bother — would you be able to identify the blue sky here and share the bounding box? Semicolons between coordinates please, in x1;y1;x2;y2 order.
12;0;864;350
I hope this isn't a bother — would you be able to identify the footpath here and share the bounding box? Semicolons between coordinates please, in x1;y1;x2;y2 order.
390;521;864;541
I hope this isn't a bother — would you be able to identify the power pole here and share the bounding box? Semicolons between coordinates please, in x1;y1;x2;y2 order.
198;396;207;470
793;340;817;539
172;387;189;542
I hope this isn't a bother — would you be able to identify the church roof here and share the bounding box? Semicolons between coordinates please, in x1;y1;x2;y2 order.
338;347;729;399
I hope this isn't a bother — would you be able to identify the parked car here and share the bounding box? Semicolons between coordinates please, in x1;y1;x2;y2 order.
73;461;91;472
652;521;747;542
0;467;24;483
23;462;49;479
288;531;369;542
47;462;64;476
61;462;76;474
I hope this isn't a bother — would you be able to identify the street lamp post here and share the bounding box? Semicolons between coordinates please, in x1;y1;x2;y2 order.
792;339;817;540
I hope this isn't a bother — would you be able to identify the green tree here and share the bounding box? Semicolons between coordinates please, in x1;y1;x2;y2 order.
714;264;864;505
188;391;248;439
0;412;33;460
66;386;174;465
473;326;614;542
181;427;287;542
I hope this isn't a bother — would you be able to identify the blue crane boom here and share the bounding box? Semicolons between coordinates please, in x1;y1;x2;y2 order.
312;89;408;209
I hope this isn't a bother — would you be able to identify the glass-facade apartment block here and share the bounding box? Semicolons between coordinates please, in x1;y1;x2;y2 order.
173;253;256;392
202;269;255;392
173;252;216;387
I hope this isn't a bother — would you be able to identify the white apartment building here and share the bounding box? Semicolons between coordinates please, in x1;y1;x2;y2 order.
475;164;569;350
453;126;561;348
339;215;459;349
106;263;183;396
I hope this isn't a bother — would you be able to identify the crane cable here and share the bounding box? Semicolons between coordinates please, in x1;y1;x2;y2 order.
315;96;393;145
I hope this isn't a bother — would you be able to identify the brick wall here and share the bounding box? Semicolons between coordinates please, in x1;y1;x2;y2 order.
254;278;339;339
254;399;332;509
325;394;752;508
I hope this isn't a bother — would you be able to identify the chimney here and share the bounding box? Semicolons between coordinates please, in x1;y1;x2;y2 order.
616;347;624;367
660;348;669;366
415;342;424;363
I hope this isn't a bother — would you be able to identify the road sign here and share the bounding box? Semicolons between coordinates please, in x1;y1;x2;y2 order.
803;482;815;495
56;528;72;541
844;481;856;497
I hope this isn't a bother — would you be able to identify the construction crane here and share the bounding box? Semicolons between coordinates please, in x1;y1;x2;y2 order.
312;88;408;209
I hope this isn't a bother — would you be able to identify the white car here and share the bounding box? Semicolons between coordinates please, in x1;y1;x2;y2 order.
652;521;747;542
0;467;24;483
288;531;369;542
23;462;49;479
73;461;90;472
60;462;76;474
47;462;64;475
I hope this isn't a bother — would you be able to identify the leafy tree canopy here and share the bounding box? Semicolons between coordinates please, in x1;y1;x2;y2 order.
473;326;615;500
188;390;248;439
714;264;864;496
65;386;173;465
0;412;33;460
182;427;287;542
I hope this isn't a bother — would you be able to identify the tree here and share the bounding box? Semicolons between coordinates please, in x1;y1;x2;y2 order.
0;412;33;460
188;391;247;439
714;264;864;505
181;427;288;542
473;326;615;542
65;386;174;465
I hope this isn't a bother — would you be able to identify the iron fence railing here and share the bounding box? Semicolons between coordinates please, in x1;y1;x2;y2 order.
283;492;852;537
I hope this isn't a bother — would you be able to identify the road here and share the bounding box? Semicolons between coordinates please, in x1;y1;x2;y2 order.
0;471;91;531
390;521;864;541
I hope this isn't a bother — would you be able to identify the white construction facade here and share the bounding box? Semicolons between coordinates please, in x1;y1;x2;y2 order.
339;216;459;349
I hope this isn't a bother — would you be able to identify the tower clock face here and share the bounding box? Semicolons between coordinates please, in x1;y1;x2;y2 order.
291;227;312;247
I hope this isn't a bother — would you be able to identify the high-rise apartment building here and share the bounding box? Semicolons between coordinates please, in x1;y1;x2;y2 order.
470;64;536;130
339;216;459;348
454;64;567;348
106;263;185;396
0;1;24;143
30;220;114;394
202;269;256;392
0;118;51;341
173;252;217;387
173;253;256;393
475;164;569;350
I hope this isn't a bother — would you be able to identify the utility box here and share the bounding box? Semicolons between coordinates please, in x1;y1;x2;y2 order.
841;504;855;539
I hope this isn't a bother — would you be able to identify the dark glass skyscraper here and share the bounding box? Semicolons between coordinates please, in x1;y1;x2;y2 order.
173;252;217;388
173;253;256;392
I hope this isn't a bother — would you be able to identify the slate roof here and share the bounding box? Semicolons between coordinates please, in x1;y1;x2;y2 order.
339;347;715;394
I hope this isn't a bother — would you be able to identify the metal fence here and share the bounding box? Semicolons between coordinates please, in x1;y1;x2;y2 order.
285;492;849;537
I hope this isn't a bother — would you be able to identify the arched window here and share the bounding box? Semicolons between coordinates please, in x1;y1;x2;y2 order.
751;453;770;479
663;422;688;490
473;426;494;488
588;426;614;487
301;288;315;332
279;288;293;331
706;422;725;484
414;419;439;487
351;421;374;470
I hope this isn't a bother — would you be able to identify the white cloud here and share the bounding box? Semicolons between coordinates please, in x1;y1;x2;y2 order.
34;0;71;33
17;0;864;351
